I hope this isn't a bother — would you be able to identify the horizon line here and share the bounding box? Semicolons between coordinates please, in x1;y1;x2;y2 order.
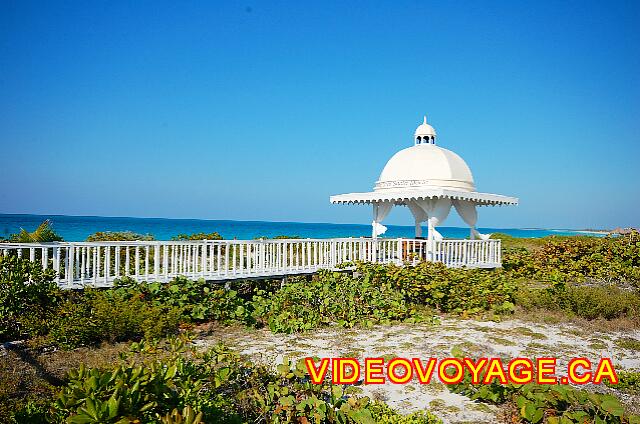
0;212;610;233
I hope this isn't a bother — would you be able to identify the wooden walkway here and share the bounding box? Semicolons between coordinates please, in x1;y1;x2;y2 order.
1;238;501;288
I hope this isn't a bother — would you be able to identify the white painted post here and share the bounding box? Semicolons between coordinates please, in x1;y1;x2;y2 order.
66;246;74;287
154;243;161;280
115;247;121;278
105;246;111;286
94;247;99;285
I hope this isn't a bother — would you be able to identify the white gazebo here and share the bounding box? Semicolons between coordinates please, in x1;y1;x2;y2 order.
330;116;518;267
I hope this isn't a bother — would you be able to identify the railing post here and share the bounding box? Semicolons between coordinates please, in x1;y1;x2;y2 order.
66;246;74;288
155;242;161;280
54;246;61;285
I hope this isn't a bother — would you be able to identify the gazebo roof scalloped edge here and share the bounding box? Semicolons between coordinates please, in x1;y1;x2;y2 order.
330;188;518;206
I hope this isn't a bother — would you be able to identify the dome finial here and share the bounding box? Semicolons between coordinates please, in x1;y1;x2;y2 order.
414;115;437;145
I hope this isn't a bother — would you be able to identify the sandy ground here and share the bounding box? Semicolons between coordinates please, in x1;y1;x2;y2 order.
195;317;640;424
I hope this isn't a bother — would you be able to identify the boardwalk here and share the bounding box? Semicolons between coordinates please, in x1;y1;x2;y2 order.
2;238;501;288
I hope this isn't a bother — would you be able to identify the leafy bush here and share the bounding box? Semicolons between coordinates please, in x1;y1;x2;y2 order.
515;282;640;320
8;219;63;242
358;262;517;315
50;338;241;423
367;401;441;423
114;277;252;324
0;255;59;341
86;231;155;241
251;269;420;333
47;289;181;349
171;232;223;241
26;336;428;424
503;233;640;286
449;366;640;424
606;370;640;394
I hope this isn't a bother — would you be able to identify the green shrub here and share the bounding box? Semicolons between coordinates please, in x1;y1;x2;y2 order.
0;255;59;341
50;338;241;423
171;232;223;241
606;370;640;394
114;277;252;324
558;286;640;320
86;231;155;241
367;401;441;423
515;282;640;320
358;262;517;315
37;336;424;424
449;366;640;424
504;234;640;286
47;289;181;349
8;219;63;242
251;269;419;333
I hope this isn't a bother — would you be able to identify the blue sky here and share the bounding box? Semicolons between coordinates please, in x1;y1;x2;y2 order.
1;0;638;229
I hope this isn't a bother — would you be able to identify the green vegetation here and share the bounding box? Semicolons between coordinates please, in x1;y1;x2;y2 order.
47;289;182;349
251;268;422;333
171;232;223;241
615;337;640;351
501;232;640;286
5;219;63;243
606;370;640;394
502;232;640;322
114;276;251;324
4;233;640;349
358;262;517;316
0;255;59;341
515;282;640;320
3;231;640;422
9;336;441;424
449;366;640;424
86;231;155;241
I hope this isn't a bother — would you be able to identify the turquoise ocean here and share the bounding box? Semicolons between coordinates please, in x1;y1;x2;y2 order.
0;214;602;242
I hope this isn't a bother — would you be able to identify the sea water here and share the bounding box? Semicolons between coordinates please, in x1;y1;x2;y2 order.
0;214;603;242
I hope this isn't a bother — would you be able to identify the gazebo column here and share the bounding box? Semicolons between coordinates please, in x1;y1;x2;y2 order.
426;217;435;261
413;198;452;262
406;200;427;239
453;200;489;240
414;222;422;238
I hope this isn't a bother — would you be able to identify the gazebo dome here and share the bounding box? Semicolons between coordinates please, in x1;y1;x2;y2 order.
375;118;475;192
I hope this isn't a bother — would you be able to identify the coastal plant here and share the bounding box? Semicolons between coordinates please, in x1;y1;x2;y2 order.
0;255;59;341
502;233;640;286
606;370;640;394
171;232;223;241
366;402;441;423
50;337;241;423
250;269;420;333
47;289;181;349
515;281;640;321
7;219;63;243
449;368;640;424
86;231;155;241
113;276;252;324
25;336;423;424
357;261;518;315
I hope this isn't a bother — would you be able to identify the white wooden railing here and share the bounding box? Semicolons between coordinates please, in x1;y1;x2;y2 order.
1;238;501;288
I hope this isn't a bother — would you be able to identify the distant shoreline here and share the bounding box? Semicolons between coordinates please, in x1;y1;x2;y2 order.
0;212;616;234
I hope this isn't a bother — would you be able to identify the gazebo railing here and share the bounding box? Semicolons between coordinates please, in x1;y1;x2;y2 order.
399;238;501;268
1;238;501;288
